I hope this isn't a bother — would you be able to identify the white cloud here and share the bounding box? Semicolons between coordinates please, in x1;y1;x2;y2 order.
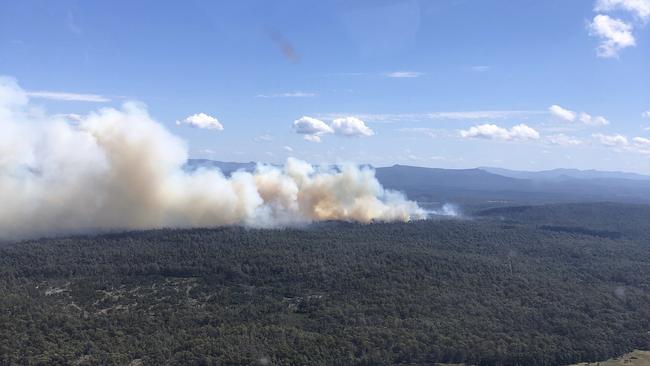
460;123;540;141
460;124;511;140
256;91;316;98
549;105;577;122
579;112;610;126
588;14;636;58
293;116;333;142
330;116;375;137
549;105;610;126
593;133;650;154
509;124;541;140
293;115;374;142
293;116;333;135
177;113;224;130
642;111;650;118
26;91;110;102
595;0;650;22
593;133;629;146
384;71;424;78
283;145;294;152
547;134;583;146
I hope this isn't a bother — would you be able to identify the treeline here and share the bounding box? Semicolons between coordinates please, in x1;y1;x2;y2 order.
0;205;649;365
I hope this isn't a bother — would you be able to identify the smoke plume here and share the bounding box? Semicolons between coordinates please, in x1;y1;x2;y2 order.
0;77;424;239
427;203;460;217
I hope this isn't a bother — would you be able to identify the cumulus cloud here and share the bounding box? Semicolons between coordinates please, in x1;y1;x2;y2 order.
460;123;540;141
509;124;541;140
592;134;650;154
549;105;577;122
595;0;650;21
588;14;636;58
293;116;334;142
549;105;610;126
593;133;650;154
177;113;224;130
330;117;375;137
26;91;110;102
593;133;629;146
384;71;424;78
547;134;583;146
293;115;374;142
0;77;424;239
579;112;610;126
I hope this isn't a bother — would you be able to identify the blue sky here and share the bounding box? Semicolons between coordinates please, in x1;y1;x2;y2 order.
1;0;649;172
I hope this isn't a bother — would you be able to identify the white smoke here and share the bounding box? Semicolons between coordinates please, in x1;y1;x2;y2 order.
427;203;460;217
0;77;425;239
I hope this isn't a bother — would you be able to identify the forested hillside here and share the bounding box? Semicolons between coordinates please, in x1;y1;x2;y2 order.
1;204;650;365
477;202;650;238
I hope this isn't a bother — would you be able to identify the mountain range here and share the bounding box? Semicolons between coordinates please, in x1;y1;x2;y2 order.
186;160;650;207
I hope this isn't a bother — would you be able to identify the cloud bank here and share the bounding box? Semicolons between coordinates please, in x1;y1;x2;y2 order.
0;77;423;239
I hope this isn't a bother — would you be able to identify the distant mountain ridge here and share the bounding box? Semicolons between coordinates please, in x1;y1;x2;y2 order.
186;159;650;205
374;164;530;191
480;166;650;181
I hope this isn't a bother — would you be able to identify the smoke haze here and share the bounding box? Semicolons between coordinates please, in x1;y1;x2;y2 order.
0;77;424;239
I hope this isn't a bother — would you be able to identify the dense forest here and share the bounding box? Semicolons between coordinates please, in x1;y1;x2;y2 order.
1;203;650;365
